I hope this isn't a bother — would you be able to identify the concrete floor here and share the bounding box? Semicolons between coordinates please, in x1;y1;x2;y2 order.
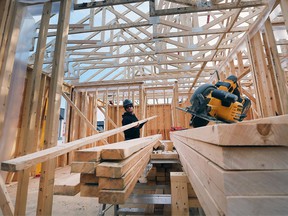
1;166;114;216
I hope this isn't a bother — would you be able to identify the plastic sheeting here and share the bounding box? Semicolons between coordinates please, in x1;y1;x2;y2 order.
0;4;35;179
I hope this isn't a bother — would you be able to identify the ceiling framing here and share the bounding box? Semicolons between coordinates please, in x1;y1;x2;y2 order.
28;0;287;100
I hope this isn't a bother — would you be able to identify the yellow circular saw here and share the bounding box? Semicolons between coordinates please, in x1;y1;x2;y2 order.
178;75;251;128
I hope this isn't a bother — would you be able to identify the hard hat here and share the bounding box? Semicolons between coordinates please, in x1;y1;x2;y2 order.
226;75;238;83
123;99;133;108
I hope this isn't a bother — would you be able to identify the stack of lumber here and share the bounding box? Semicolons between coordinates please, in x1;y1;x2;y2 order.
71;134;162;203
170;115;288;216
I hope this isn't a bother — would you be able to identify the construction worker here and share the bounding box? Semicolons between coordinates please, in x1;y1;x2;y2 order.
122;99;147;140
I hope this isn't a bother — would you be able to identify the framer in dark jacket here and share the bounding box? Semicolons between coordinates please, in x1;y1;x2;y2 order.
122;112;145;140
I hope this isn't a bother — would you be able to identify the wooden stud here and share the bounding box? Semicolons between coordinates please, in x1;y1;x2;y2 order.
170;172;189;216
280;0;288;34
264;18;288;114
248;32;275;117
14;3;52;215
36;0;72;215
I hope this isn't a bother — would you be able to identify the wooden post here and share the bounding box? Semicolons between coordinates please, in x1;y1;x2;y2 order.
229;60;236;76
280;0;288;34
139;84;144;137
105;89;109;131
116;88;120;142
264;18;288;114
247;32;276;117
14;3;52;215
0;0;12;49
171;172;189;216
37;0;72;215
174;81;180;126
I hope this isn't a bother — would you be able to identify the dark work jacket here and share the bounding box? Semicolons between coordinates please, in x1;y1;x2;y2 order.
122;112;145;140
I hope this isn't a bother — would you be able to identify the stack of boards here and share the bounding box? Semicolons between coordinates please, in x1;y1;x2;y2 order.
170;115;288;216
71;134;162;204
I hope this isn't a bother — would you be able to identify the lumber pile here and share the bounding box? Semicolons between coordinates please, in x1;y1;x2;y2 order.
71;134;162;203
170;115;288;216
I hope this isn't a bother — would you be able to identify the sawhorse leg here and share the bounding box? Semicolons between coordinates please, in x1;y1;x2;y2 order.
98;204;119;216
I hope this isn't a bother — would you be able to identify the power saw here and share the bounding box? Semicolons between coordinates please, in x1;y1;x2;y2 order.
177;75;251;128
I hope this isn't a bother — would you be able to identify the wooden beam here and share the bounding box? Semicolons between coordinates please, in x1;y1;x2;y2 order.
218;0;277;71
36;0;72;214
173;135;288;215
100;134;161;160
248;31;276;117
14;3;52;215
54;173;80;196
98;148;152;190
96;142;156;178
280;0;288;34
98;151;150;204
150;1;266;16
74;0;147;10
170;172;189;216
264;18;288;114
171;115;288;146
171;134;288;170
1;116;157;172
46;21;151;37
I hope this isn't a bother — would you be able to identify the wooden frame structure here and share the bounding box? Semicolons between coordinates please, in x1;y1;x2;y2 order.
0;0;287;215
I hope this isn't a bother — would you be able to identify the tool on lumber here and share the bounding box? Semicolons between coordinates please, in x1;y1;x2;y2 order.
177;75;251;127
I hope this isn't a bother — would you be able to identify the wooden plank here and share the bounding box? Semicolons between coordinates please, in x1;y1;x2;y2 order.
170;134;288;170
0;175;14;216
54;173;80;196
160;140;174;151
188;198;201;208
174;137;288;214
170;172;189;216
226;196;288;216
264;17;288;114
96;140;158;178
98;148;151;190
174;137;288;196
80;184;100;197
171;115;288;146
280;0;288;33
1;116;157;172
177;143;223;215
74;148;102;162
249;31;276;117
98;152;151;204
100;134;161;160
70;161;98;174
80;173;99;184
151;150;179;160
